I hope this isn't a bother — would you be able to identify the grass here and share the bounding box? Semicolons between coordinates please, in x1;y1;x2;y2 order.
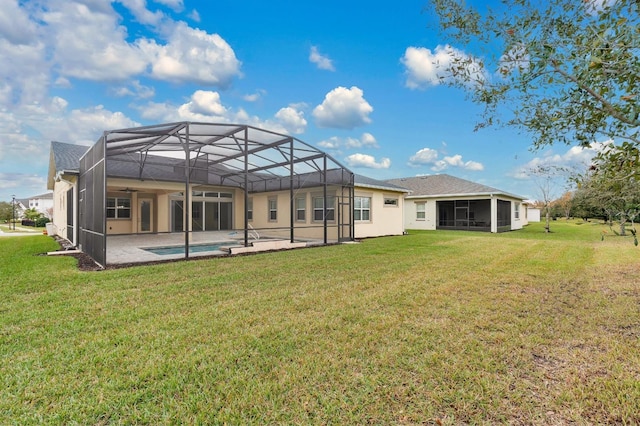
1;221;639;424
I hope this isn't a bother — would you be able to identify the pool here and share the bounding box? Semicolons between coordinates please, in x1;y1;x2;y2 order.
143;241;236;256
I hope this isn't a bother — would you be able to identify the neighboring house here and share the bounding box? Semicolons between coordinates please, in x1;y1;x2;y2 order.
526;206;541;222
23;192;54;218
386;174;527;233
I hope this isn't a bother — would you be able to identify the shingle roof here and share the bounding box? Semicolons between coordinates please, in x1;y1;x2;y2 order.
385;174;524;200
51;141;90;173
354;174;410;193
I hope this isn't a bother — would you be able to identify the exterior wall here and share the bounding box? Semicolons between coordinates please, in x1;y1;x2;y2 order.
511;200;526;230
28;196;54;218
403;199;435;230
51;174;76;239
404;195;525;233
247;189;341;241
527;207;541;222
354;189;405;238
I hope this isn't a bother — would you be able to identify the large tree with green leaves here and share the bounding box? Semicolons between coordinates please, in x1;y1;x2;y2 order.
428;0;639;150
574;143;640;237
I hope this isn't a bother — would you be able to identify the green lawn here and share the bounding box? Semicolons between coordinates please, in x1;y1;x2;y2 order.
1;221;639;424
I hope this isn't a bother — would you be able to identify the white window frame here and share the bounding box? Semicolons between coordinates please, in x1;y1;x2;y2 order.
354;196;371;221
247;198;253;221
416;202;426;221
383;197;398;207
107;197;131;219
268;197;277;222
312;196;335;222
295;197;306;222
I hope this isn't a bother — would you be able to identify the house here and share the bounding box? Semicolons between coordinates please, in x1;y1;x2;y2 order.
386;174;527;233
21;192;54;218
47;123;528;267
47;123;408;267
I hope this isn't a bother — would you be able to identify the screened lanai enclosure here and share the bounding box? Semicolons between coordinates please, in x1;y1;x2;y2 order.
436;199;512;232
78;122;354;267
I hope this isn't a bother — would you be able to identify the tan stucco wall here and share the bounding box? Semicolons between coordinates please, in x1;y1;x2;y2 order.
51;174;77;240
354;189;405;238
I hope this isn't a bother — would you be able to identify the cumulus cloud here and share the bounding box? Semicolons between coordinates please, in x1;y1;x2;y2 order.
510;142;609;179
313;86;373;129
309;46;335;71
43;1;149;81
112;80;155;99
141;22;241;86
408;147;484;172
401;45;488;90
275;106;307;134
318;133;379;150
344;153;391;169
243;89;267;102
432;155;484;172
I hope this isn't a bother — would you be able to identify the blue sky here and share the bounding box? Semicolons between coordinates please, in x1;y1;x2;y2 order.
0;0;603;203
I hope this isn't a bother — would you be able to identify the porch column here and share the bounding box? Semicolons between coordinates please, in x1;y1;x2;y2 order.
490;195;498;233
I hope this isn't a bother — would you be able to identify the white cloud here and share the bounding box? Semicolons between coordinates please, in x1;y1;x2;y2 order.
43;1;149;81
153;0;184;12
112;80;155;99
408;148;439;166
309;46;335;71
401;45;488;90
511;142;609;179
275;106;307;134
408;147;483;171
188;9;201;22
141;22;241;87
243;89;266;102
318;133;379;150
344;153;391;169
313;86;373;129
432;155;484;172
0;0;38;45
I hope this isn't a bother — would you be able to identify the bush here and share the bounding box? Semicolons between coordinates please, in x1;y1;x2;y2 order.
35;217;50;227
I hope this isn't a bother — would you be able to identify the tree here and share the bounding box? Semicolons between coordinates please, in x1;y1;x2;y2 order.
0;201;13;222
574;143;640;236
427;0;640;150
530;165;567;233
553;191;574;220
23;208;42;221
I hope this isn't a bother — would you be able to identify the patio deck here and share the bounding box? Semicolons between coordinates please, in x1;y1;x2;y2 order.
105;231;317;265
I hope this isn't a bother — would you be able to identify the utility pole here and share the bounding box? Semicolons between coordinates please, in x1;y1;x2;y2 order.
11;195;16;230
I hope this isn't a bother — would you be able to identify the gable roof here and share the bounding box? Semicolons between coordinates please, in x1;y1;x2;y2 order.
47;141;90;189
354;174;410;193
386;174;524;200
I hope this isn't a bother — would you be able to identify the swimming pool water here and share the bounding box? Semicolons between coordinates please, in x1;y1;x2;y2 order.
143;241;235;255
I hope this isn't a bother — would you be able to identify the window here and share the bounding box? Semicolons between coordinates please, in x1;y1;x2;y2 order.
247;198;253;221
354;196;371;221
383;197;398;207
514;203;520;219
106;197;131;219
268;197;277;221
416;203;425;220
296;197;306;221
313;196;335;221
